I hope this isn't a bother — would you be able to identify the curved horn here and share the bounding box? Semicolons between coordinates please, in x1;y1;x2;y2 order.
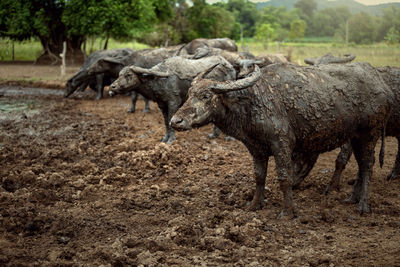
201;63;220;79
334;54;356;63
174;43;187;56
129;66;170;77
211;65;261;93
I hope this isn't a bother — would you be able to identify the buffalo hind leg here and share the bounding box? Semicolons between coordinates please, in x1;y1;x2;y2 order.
248;158;268;211
387;137;400;180
325;142;353;194
345;137;376;214
95;74;105;100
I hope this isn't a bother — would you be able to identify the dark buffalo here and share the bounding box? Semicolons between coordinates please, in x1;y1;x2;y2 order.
325;66;400;193
171;62;393;217
64;48;133;100
108;56;236;144
87;45;185;113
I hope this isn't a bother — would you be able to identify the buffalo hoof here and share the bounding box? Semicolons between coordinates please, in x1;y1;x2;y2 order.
277;208;296;219
225;136;235;141
344;193;359;204
142;108;150;113
386;172;400;180
208;133;218;139
324;183;340;195
357;200;371;214
95;95;103;100
127;109;135;113
247;199;264;211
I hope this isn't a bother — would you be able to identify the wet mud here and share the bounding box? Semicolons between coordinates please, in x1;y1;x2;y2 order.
0;86;400;266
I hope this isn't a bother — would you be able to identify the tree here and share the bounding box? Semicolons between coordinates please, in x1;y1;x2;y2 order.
254;23;276;48
310;7;351;37
257;6;300;41
187;0;235;40
384;26;400;44
0;0;173;64
348;12;376;44
294;0;317;36
294;0;317;19
225;0;259;38
289;19;306;40
377;6;400;42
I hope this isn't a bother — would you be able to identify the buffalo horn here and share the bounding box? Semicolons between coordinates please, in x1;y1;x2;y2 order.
211;65;261;93
129;66;170;77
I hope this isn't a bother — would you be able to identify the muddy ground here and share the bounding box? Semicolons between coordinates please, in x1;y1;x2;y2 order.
0;63;400;266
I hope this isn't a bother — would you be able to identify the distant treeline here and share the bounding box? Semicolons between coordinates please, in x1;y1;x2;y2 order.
152;0;400;46
0;0;399;62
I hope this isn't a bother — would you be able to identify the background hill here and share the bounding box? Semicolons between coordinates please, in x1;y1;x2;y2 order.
256;0;400;15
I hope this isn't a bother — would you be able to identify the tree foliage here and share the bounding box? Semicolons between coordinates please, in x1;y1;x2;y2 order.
0;0;172;62
1;0;400;63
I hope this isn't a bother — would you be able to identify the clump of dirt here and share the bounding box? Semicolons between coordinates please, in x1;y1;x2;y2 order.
0;87;400;266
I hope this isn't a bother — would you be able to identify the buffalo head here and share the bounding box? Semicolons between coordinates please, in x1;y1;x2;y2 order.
171;64;261;130
109;65;170;96
64;72;88;98
87;57;123;75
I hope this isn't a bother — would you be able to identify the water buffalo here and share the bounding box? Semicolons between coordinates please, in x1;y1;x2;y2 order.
325;66;400;194
87;45;185;113
109;56;236;144
304;53;356;65
64;48;133;100
179;38;238;56
171;62;393;217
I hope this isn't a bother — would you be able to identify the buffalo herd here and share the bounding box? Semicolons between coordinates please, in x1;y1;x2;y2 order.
65;38;399;218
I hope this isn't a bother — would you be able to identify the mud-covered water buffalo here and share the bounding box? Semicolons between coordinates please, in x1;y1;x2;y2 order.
325;66;400;194
171;62;393;217
64;48;133;100
109;56;236;143
179;38;238;56
304;53;356;65
87;45;185;113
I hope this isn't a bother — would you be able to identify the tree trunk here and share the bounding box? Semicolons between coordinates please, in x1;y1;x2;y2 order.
35;35;85;65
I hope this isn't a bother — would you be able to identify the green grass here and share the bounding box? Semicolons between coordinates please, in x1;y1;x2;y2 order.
238;40;400;67
0;38;150;61
1;37;399;67
0;39;43;61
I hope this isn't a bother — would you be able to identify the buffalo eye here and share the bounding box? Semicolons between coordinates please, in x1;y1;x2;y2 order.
201;93;211;100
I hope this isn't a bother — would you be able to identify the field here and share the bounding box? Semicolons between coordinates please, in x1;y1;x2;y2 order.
0;42;400;265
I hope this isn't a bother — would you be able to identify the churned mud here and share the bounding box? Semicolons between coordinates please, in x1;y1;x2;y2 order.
0;78;400;265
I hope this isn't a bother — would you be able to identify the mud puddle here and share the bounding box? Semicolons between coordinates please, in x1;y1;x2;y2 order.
0;85;64;97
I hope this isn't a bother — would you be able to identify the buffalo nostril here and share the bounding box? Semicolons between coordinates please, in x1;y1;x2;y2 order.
171;117;183;126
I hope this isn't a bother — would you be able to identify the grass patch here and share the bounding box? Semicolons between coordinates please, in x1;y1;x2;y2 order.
0;38;150;61
238;40;400;67
1;37;399;67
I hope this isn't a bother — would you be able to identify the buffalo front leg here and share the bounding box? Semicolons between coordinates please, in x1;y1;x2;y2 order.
143;96;151;113
387;137;400;180
95;74;105;100
208;125;220;139
325;142;353;194
128;91;138;113
273;141;296;218
159;103;177;144
248;158;268;211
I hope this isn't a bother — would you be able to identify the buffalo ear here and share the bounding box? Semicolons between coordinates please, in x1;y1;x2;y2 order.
100;57;123;65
